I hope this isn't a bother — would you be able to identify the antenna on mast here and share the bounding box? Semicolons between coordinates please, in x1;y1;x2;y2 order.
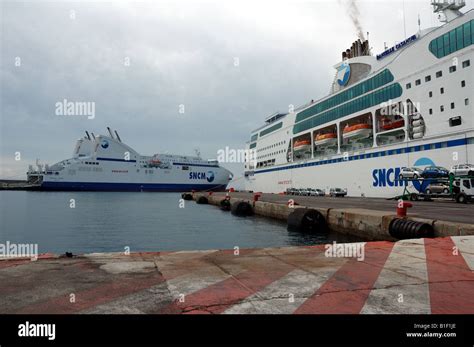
114;130;122;142
107;127;115;139
194;148;201;159
402;0;407;38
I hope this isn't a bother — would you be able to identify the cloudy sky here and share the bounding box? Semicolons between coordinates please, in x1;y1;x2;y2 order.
1;0;472;180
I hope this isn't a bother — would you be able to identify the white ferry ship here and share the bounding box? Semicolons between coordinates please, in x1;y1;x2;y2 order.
244;0;474;198
27;128;232;191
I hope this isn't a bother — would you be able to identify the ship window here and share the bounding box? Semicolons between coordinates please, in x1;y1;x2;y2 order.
449;65;456;73
293;84;402;134
462;80;466;87
429;108;433;115
465;98;469;106
182;166;189;170
436;71;442;78
406;83;411;89
425;75;431;82
415;79;421;86
449;116;461;127
429;91;433;98
450;30;456;52
295;69;394;124
462;60;470;68
451;102;455;109
440;105;444;112
440;87;444;94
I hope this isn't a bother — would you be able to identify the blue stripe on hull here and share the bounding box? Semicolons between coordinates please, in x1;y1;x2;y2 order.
40;181;227;192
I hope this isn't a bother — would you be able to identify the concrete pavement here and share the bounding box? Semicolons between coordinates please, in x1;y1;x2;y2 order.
1;236;473;314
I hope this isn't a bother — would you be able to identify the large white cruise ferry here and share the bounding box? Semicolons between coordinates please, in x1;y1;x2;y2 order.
244;0;474;198
27;128;232;191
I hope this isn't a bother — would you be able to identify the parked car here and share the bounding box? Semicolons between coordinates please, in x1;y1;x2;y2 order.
421;166;449;179
449;164;474;178
315;189;326;196
286;188;297;195
299;188;311;196
329;188;347;197
308;188;325;197
399;167;422;180
424;183;450;195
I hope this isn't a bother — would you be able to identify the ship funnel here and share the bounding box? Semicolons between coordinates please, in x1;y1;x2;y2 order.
85;131;91;140
341;39;371;60
114;130;122;142
107;127;115;139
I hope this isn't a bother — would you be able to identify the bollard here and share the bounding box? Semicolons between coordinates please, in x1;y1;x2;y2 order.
229;187;235;192
208;191;213;196
396;201;413;217
253;192;262;202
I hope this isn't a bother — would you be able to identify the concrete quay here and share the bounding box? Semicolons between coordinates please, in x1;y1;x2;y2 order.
1;236;473;314
190;192;474;241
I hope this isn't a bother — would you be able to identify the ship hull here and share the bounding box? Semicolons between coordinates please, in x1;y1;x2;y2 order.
245;136;474;198
39;181;227;192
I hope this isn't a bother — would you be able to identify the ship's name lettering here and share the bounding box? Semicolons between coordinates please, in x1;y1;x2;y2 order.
372;167;408;187
376;34;417;60
189;172;206;180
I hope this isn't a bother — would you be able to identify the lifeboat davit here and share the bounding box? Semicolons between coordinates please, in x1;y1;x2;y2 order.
314;132;337;146
293;139;311;152
380;118;405;131
343;123;372;140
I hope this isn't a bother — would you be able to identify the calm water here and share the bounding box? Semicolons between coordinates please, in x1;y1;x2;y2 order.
0;191;351;254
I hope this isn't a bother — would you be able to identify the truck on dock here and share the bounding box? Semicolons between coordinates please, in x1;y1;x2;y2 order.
396;175;474;203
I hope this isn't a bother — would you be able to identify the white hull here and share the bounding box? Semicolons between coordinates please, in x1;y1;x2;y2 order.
246;136;474;197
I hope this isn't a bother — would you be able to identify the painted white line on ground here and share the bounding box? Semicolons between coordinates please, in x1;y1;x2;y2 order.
451;236;474;271
166;266;234;299
223;265;342;314
361;238;430;314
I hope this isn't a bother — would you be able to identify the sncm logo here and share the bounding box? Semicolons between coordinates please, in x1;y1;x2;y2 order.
188;171;215;182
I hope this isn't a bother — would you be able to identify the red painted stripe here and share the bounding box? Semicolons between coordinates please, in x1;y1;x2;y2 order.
0;259;31;269
425;237;474;314
15;273;165;314
161;265;294;314
294;242;394;314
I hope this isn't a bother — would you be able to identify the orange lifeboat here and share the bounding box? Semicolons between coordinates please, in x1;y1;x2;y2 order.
380;117;405;131
314;132;337;146
343;123;372;140
148;158;161;167
293;139;311;152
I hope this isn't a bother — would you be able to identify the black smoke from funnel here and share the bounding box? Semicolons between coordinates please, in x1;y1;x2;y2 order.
340;0;365;41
